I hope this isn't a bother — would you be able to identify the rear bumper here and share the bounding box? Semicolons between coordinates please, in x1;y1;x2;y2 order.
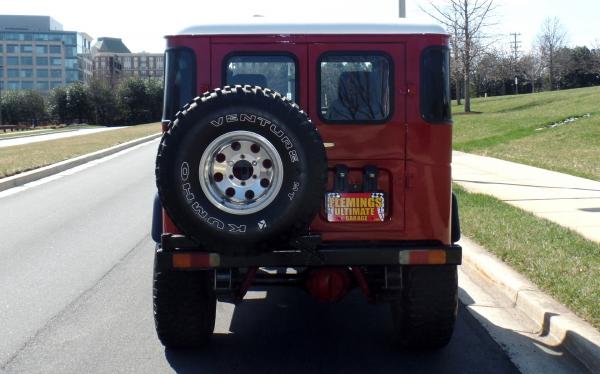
156;234;461;271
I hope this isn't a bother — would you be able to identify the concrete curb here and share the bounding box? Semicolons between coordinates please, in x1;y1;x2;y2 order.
460;237;600;372
0;133;162;193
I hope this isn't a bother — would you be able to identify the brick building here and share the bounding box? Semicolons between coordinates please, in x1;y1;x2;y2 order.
92;37;163;87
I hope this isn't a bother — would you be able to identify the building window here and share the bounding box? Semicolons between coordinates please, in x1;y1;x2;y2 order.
319;53;392;123
65;69;78;82
49;45;61;54
35;45;48;54
36;57;49;66
65;46;77;57
19;69;33;78
65;58;78;69
50;81;62;89
62;34;76;45
20;56;33;65
7;81;20;90
51;69;62;78
51;58;62;66
21;81;34;90
0;45;3;53
36;81;50;90
7;44;18;53
37;69;49;78
34;33;49;41
21;44;33;53
8;69;19;78
7;56;19;65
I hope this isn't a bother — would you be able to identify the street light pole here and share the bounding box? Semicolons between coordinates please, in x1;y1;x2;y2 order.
399;0;406;18
0;64;3;127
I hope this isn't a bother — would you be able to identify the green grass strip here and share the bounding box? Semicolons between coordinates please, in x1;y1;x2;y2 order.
454;184;600;330
0;123;161;178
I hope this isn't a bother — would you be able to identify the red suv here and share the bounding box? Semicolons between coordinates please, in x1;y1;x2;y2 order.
152;19;461;350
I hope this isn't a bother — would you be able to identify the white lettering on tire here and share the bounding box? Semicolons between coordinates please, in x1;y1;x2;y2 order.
181;162;225;231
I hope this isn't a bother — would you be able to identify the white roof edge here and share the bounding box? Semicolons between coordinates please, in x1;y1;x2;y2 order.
175;20;447;36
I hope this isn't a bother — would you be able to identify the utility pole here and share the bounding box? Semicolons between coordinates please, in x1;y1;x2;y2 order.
399;0;406;18
510;33;521;94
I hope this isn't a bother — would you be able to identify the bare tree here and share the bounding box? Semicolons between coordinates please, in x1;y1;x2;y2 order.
537;17;567;90
422;0;496;112
519;52;544;93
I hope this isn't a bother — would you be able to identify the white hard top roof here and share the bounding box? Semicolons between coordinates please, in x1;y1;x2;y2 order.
175;18;446;36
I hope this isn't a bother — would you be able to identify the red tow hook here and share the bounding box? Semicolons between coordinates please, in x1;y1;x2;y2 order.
237;267;258;301
306;267;351;303
351;267;373;303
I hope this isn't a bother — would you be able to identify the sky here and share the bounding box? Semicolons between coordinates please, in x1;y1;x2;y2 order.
2;0;599;53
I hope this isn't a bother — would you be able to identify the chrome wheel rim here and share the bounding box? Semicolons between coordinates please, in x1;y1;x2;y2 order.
199;130;284;215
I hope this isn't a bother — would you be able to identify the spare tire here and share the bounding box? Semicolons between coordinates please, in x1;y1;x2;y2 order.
156;86;327;255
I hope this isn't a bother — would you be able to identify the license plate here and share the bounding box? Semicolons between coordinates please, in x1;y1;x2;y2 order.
326;192;385;222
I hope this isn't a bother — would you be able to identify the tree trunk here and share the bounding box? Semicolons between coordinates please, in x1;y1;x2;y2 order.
464;70;471;112
549;49;554;90
463;0;471;113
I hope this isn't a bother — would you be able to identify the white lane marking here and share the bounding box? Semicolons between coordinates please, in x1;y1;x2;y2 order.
0;127;125;148
0;139;159;199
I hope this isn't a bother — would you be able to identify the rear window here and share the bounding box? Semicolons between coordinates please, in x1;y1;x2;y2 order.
163;47;196;121
420;46;452;123
224;54;297;101
319;53;391;123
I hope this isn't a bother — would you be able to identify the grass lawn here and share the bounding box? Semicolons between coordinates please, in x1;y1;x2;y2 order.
453;86;600;181
0;122;161;178
455;184;600;330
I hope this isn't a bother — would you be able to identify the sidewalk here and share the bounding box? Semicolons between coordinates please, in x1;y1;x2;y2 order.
0;127;124;148
452;151;600;243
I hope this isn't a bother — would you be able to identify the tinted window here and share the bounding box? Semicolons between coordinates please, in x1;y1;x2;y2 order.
421;47;451;123
224;55;296;101
163;48;196;121
320;54;391;123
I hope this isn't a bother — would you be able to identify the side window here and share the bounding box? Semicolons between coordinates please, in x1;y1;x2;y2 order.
224;55;297;101
319;53;391;123
163;47;196;121
421;46;452;124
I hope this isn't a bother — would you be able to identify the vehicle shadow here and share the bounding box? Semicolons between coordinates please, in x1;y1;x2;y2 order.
458;291;593;373
164;287;520;374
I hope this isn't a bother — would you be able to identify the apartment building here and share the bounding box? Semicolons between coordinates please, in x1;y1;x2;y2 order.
92;37;164;86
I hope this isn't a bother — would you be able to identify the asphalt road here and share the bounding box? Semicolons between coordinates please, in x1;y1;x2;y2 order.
0;140;522;373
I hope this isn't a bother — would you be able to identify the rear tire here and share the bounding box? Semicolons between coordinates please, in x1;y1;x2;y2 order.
390;265;458;349
153;248;216;348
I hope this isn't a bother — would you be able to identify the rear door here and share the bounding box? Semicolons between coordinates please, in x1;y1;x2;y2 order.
308;42;407;237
